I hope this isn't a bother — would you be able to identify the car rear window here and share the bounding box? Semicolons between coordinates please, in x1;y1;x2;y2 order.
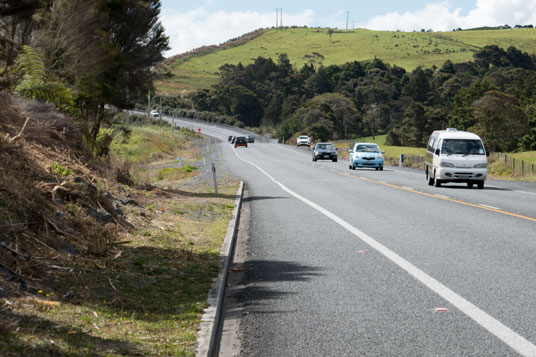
317;144;333;149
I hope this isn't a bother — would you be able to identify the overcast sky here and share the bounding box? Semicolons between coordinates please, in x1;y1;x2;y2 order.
160;0;536;57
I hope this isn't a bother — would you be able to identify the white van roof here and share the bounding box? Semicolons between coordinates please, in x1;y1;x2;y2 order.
431;130;482;140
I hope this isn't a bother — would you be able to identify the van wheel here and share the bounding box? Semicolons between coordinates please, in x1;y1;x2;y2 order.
434;173;442;187
426;169;434;186
477;181;484;189
467;182;474;188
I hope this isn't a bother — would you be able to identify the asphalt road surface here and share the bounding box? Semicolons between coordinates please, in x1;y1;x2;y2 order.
172;118;536;356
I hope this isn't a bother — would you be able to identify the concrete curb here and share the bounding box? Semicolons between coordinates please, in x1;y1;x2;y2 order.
196;181;244;357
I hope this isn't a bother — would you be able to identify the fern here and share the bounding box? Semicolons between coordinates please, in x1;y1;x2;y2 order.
13;46;74;112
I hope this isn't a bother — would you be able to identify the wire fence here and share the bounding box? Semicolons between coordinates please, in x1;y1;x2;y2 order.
489;152;536;177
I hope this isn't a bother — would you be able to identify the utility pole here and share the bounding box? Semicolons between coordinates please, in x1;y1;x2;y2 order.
276;8;283;28
346;11;350;30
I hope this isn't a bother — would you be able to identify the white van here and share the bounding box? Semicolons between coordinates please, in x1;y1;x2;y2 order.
425;128;488;189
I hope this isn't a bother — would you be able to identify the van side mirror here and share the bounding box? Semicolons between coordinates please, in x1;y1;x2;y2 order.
435;148;440;156
348;150;353;153
486;151;490;157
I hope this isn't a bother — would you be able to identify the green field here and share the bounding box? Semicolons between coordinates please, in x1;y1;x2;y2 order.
157;27;536;94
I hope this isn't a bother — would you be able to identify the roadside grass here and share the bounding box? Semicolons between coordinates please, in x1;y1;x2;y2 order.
2;126;240;356
110;125;202;185
158;27;536;94
110;125;198;165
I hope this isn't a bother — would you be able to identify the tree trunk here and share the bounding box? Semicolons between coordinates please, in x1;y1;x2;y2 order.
90;103;105;144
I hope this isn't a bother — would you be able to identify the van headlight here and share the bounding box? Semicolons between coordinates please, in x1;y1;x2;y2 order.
354;154;360;159
440;161;454;167
474;163;487;168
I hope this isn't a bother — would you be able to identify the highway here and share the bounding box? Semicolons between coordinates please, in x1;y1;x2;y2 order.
173;118;536;356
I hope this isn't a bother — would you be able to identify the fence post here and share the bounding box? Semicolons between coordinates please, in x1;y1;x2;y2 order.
399;154;404;167
522;160;525;176
512;158;516;174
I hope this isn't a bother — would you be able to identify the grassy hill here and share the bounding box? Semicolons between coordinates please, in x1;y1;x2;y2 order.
156;27;536;95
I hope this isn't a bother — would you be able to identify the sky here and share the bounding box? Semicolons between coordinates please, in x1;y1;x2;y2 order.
160;0;536;57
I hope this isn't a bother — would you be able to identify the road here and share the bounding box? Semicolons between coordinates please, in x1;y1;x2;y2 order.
173;118;536;356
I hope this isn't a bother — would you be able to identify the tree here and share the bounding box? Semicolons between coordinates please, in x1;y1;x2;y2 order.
263;95;282;126
227;85;263;127
297;93;359;140
0;0;41;89
398;102;427;147
402;67;431;103
448;80;496;130
518;108;536;151
363;104;382;139
13;45;73;111
470;90;528;152
103;0;170;108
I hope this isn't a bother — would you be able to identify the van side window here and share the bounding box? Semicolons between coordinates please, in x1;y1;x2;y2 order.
427;136;437;151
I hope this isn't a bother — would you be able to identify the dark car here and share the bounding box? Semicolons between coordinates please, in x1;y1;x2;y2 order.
247;134;255;143
228;135;233;142
231;136;236;144
312;142;337;162
234;136;248;148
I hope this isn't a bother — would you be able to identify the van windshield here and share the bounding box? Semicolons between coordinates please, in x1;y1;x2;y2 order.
441;139;485;155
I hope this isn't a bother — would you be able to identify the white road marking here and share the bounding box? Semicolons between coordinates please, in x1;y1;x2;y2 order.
515;191;536;196
434;194;450;199
479;204;501;210
232;147;536;357
403;186;414;190
330;169;337;172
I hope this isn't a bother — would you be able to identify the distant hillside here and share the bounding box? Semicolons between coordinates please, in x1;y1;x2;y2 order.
156;27;536;95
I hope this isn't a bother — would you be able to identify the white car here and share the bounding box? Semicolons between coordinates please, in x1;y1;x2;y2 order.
296;135;311;147
150;109;159;118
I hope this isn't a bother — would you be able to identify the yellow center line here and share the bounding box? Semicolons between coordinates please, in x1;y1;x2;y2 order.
340;172;536;223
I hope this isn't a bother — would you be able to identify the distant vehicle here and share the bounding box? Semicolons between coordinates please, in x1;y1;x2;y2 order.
312;142;337;162
234;136;248;148
247;134;255;143
425;128;487;189
150;109;159;118
231;136;236;144
228;135;233;142
297;135;311;147
349;143;384;170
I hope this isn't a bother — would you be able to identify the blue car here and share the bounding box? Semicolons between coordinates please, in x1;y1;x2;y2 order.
349;142;384;170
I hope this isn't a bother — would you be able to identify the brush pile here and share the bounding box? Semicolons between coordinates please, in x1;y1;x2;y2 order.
0;92;133;299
